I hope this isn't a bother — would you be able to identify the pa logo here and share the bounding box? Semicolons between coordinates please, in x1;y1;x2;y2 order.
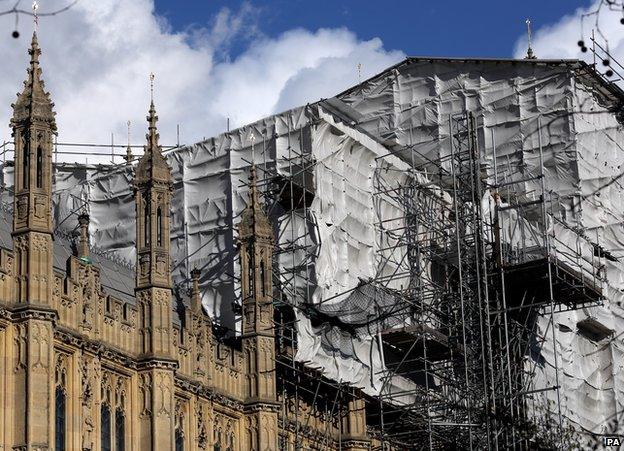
604;436;622;447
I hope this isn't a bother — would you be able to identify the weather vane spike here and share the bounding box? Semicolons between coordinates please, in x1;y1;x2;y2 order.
149;72;155;103
250;132;256;165
125;120;133;164
525;18;536;59
32;0;39;29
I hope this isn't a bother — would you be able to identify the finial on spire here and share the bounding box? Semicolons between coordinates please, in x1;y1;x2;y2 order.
250;132;256;165
248;132;260;210
125;120;133;165
146;75;159;152
29;29;41;65
149;72;155;104
134;78;171;186
525;18;536;59
249;164;259;207
32;0;39;30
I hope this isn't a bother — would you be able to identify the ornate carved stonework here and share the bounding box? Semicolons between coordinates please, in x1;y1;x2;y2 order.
196;402;208;449
155;255;167;277
10;33;56;130
155;371;172;418
14;323;27;371
80;355;96;451
16;197;28;221
33;196;46;220
139;373;152;418
30;322;50;372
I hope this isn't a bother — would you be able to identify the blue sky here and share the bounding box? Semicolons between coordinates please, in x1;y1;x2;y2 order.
154;0;594;59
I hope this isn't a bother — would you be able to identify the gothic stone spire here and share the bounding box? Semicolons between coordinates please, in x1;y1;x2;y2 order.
11;32;56;132
11;31;56;242
134;99;173;290
238;165;273;243
237;164;279;449
133;98;176;448
134;101;171;186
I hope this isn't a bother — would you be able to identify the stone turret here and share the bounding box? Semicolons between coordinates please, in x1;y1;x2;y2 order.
10;31;57;449
11;31;56;303
134;98;174;354
238;164;279;450
134;86;176;449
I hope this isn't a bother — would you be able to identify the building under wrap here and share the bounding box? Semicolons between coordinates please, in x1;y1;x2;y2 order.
3;56;623;448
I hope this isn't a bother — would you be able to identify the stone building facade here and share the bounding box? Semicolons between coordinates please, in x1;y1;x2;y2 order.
0;33;371;451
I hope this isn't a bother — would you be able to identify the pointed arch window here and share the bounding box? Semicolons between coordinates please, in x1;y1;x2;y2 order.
115;408;125;451
175;427;184;451
101;404;111;451
143;193;150;247
36;145;43;188
55;385;66;450
157;206;163;247
227;432;234;451
22;146;29;189
175;400;185;451
260;260;266;297
246;248;254;298
55;356;67;451
214;426;222;451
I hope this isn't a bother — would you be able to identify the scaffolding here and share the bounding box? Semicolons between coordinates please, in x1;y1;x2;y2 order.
367;112;605;450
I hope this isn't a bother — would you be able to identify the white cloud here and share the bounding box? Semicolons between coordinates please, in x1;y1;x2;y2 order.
513;0;624;67
0;0;403;161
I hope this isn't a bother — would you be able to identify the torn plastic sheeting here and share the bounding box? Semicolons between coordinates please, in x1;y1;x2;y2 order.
294;309;385;394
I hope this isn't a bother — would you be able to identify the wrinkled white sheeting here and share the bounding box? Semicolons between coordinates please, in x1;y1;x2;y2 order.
295;309;385;392
340;60;624;436
292;107;427;393
524;77;624;439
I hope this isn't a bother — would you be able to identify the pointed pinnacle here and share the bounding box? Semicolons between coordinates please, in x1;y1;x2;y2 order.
249;164;261;210
145;100;160;151
135;100;171;185
11;30;56;131
29;31;41;65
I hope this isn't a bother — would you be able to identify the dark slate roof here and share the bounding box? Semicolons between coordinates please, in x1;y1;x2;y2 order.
0;203;136;305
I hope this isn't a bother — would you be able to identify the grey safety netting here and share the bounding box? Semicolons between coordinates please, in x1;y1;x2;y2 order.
1;57;623;445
